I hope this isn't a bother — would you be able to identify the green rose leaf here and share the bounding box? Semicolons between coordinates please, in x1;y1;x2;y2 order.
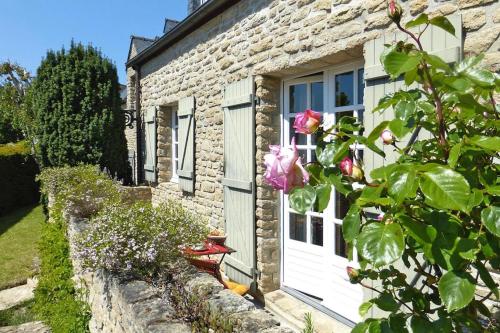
394;99;416;121
357;223;404;267
463;67;495;87
383;49;423;78
481;206;500;237
438;271;476;312
315;184;331;213
289;185;316;215
469;136;500;151
405;13;429;29
419;166;470;212
429;16;455;36
373;292;400;312
387;165;417;204
389;118;413;139
447;143;462;168
343;205;361;242
359;301;373;317
317;143;337;168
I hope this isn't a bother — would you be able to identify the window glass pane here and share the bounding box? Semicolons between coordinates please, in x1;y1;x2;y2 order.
297;149;307;164
290;213;306;242
335;224;348;258
289;117;307;146
335;190;349;220
335;111;354;124
290;84;307;113
311;216;323;246
311;82;324;111
358;68;365;105
335;71;354;107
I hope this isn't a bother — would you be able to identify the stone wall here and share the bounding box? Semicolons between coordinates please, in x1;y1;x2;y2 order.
130;0;499;294
66;215;293;333
119;185;152;205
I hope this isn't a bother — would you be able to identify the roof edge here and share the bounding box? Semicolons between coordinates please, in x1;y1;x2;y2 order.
126;0;241;68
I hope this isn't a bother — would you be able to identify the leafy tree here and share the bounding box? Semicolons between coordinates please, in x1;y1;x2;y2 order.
31;42;130;182
266;3;499;332
0;62;32;144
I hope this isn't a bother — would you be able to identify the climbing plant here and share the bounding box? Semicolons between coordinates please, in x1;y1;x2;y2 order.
264;2;499;332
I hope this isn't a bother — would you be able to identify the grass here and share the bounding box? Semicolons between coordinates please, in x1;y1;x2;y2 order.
0;205;44;290
0;299;37;326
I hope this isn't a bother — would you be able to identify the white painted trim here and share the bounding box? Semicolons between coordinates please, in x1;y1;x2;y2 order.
170;107;179;183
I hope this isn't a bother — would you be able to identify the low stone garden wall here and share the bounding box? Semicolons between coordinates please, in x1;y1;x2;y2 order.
66;214;293;333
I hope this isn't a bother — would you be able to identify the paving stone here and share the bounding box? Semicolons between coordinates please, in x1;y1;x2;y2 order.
0;278;36;311
0;321;50;333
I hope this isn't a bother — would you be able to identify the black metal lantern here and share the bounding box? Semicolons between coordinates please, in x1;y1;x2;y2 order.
123;109;137;129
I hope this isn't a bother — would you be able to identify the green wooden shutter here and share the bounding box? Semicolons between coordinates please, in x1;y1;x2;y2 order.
143;107;157;183
177;96;195;193
363;14;462;173
222;77;257;288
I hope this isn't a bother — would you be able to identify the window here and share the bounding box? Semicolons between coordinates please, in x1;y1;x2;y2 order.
171;109;179;182
284;75;324;247
283;63;365;259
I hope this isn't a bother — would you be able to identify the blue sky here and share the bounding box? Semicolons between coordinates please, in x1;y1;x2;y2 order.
0;0;188;83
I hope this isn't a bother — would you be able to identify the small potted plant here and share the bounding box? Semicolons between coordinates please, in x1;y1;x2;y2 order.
207;228;226;246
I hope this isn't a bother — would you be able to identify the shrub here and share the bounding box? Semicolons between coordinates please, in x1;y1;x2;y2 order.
0;141;39;215
33;209;90;333
30;42;130;183
76;201;208;278
267;5;500;332
38;164;121;218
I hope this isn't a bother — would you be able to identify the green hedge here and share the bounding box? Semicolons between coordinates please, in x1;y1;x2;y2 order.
0;141;39;215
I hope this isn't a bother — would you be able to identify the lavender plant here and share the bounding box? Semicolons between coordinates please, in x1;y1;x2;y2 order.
76;201;208;278
38;164;121;218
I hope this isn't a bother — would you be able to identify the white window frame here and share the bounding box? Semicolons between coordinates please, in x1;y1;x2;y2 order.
280;60;365;266
171;109;179;183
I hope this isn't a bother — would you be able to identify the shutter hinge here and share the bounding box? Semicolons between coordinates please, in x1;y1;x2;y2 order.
253;95;261;106
252;268;261;280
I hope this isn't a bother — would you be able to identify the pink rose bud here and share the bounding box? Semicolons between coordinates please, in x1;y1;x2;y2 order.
263;137;309;194
351;165;364;182
340;157;353;176
380;129;395;145
293;109;322;135
347;266;359;282
340;157;364;181
387;0;403;24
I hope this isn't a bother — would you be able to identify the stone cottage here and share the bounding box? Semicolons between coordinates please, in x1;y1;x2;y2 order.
125;0;499;330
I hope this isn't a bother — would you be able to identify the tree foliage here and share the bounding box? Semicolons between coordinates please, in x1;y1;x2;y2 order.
0;62;32;144
31;42;130;182
285;9;499;333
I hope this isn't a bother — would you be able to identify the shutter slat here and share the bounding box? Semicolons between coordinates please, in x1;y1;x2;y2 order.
177;96;195;193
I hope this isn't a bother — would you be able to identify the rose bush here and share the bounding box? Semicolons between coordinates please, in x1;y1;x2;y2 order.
264;2;499;332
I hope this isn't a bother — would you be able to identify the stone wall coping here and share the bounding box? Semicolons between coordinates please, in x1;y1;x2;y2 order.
67;214;293;333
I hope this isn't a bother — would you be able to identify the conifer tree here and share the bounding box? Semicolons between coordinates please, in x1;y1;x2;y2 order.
31;42;130;182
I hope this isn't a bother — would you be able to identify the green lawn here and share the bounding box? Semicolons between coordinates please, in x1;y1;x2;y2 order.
0;205;44;290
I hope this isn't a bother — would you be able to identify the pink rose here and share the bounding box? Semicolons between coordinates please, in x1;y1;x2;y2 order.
263;137;309;194
380;129;395;145
340;156;364;181
293;109;321;134
346;266;360;283
387;0;402;23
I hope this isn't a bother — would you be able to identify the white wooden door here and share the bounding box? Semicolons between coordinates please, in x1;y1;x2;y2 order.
282;66;364;322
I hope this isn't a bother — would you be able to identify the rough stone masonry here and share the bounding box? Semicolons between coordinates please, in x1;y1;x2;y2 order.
126;0;499;295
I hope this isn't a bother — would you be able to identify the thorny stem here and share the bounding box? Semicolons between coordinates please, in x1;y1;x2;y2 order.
395;22;449;156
